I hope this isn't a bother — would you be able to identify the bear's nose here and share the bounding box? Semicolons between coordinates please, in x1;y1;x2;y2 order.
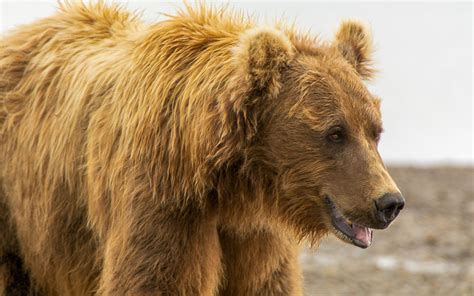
374;193;405;224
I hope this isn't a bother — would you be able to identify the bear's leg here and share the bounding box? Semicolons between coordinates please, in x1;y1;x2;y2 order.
99;203;222;296
219;229;302;296
0;189;33;295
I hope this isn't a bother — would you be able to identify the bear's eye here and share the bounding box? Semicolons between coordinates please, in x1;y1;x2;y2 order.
327;126;345;143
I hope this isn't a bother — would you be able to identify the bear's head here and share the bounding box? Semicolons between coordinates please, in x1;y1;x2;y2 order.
225;20;405;248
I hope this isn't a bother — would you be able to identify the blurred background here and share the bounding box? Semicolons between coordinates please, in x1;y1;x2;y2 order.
1;1;473;295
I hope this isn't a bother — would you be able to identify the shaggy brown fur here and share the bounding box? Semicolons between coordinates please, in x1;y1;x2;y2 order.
0;2;401;295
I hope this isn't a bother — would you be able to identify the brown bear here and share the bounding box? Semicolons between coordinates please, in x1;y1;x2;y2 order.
0;2;405;295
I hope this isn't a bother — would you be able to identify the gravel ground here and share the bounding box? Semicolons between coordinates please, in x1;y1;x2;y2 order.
300;166;474;296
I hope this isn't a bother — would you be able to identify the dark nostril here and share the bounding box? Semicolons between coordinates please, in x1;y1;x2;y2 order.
374;193;405;222
398;200;405;210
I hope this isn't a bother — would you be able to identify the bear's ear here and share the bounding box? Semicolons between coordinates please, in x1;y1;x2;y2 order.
334;20;374;79
216;27;293;152
232;27;294;99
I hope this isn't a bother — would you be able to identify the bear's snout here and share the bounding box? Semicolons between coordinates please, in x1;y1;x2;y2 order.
373;192;405;227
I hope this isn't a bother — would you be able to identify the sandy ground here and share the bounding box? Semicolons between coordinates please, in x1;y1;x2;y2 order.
300;166;474;296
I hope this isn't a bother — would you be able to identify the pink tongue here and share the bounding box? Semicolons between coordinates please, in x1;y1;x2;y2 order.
353;224;372;246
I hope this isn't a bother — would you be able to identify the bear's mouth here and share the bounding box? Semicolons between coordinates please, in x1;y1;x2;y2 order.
324;196;373;249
